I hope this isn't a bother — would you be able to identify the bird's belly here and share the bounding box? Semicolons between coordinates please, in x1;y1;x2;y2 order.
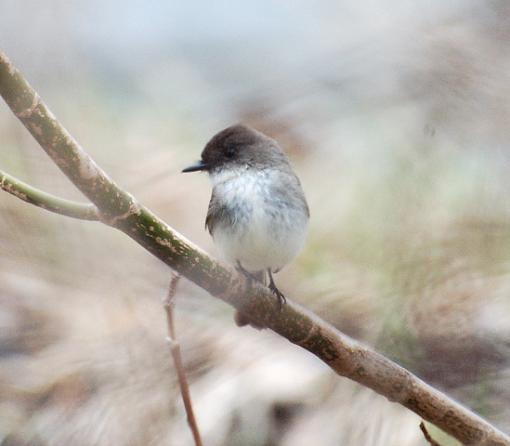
212;203;308;273
210;169;308;272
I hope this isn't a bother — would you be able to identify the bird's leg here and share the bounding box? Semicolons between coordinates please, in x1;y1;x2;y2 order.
234;261;265;328
235;261;264;286
267;269;286;309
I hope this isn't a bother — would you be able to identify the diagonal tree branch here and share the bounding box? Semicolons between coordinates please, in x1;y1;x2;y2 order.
0;169;98;220
1;48;509;446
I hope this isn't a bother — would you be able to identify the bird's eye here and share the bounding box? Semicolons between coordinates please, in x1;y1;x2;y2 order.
225;146;236;158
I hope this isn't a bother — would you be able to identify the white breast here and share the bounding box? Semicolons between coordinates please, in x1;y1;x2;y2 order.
209;167;308;273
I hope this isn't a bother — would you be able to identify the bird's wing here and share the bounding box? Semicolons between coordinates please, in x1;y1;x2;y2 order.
205;190;238;235
205;192;219;235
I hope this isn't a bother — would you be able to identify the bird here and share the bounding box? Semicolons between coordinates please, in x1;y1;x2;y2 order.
182;124;309;316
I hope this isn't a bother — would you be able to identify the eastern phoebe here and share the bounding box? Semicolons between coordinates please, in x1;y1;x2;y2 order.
182;124;309;312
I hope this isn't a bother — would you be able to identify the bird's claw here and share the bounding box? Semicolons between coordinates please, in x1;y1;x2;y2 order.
266;268;286;310
268;281;286;310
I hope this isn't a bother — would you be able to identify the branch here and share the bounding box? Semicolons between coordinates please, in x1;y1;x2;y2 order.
1;48;509;446
420;422;443;446
0;169;98;220
164;274;204;446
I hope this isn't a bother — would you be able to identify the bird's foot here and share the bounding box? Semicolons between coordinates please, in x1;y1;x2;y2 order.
268;282;286;309
234;262;266;329
267;269;286;310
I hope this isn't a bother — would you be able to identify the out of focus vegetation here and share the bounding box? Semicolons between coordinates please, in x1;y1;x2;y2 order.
1;2;510;445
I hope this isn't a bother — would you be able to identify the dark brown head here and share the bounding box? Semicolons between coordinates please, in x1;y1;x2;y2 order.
182;124;288;174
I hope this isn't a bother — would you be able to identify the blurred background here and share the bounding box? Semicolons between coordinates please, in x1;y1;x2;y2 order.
1;1;510;444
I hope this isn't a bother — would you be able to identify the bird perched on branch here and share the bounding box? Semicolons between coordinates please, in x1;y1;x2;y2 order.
183;124;309;322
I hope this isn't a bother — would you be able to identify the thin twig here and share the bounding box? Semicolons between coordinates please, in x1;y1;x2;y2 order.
163;273;203;446
420;421;443;446
0;169;98;220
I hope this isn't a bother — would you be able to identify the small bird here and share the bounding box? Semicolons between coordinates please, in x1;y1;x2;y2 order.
182;124;309;311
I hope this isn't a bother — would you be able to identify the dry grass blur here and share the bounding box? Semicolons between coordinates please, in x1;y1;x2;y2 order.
1;1;510;445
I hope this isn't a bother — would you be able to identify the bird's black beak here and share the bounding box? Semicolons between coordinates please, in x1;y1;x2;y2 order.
182;160;208;173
